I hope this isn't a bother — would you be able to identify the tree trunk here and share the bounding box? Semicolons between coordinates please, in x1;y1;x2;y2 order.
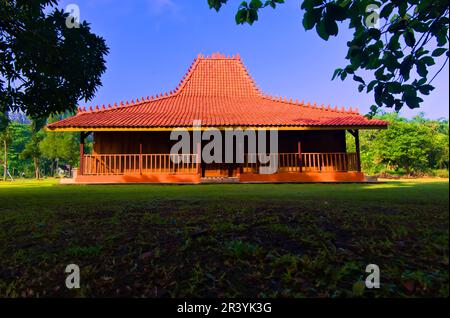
50;160;54;177
405;164;411;176
3;140;7;181
34;157;40;179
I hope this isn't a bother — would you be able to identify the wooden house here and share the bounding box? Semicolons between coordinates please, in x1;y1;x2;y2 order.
48;53;387;183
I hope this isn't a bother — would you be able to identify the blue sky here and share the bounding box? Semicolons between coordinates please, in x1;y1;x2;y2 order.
59;0;448;119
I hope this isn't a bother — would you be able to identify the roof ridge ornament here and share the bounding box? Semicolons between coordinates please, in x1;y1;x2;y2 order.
211;52;223;59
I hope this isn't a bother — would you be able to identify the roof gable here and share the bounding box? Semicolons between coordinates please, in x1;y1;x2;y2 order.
177;53;261;98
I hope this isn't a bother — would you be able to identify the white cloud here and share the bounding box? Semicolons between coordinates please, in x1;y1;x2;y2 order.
148;0;180;16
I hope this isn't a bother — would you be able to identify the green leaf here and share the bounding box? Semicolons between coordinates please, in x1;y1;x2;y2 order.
386;82;402;94
383;52;399;71
353;75;365;84
432;48;447;57
367;80;378;93
368;28;381;41
331;68;343;80
247;9;259;24
344;65;355;74
411;21;429;33
418;84;435;95
417;78;427;86
249;0;263;9
375;67;385;80
374;84;384;106
301;0;314;10
327;2;347;21
324;17;338;36
400;56;414;81
302;11;317;30
404;30;415;47
420;56;435;66
379;3;394;19
416;62;428;77
316;19;330;41
436;28;448;47
402;89;423;109
235;8;247;24
208;0;228;11
415;48;429;58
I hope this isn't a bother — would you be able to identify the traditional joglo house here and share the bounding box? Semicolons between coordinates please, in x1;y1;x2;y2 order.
48;53;387;183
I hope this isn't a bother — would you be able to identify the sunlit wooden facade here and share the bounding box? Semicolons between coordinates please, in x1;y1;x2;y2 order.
48;53;387;183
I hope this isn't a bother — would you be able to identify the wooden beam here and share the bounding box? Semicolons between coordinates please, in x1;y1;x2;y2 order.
79;132;86;176
298;141;303;173
196;142;202;177
139;143;143;175
347;129;357;138
47;125;388;132
354;130;361;172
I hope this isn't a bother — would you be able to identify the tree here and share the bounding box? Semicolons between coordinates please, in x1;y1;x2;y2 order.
40;130;79;176
373;119;433;174
7;120;31;177
346;112;449;175
20;119;45;179
0;122;13;180
208;0;449;115
0;0;109;122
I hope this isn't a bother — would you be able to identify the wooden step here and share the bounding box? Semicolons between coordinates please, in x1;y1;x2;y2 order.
201;177;240;184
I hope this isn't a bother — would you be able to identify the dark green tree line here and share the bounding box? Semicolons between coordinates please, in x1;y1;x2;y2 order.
347;112;449;176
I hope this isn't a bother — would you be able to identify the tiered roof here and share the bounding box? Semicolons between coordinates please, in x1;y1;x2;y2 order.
48;53;387;130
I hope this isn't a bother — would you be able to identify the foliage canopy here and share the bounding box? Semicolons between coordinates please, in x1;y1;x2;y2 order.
208;0;449;116
0;0;109;120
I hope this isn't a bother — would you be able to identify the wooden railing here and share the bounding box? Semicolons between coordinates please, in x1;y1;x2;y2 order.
243;152;358;173
81;152;358;175
82;154;197;176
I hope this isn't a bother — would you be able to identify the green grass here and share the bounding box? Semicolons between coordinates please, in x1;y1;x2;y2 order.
0;178;448;297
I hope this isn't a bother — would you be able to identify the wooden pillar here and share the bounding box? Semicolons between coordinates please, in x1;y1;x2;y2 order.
298;141;303;173
139;143;143;175
79;132;85;176
196;142;202;176
355;130;361;172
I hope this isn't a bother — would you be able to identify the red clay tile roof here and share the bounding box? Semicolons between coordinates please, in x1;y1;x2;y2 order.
48;53;387;130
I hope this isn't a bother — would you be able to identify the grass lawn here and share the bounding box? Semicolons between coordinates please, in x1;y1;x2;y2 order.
0;179;448;298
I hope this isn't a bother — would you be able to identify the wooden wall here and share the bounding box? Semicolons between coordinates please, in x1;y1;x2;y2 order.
93;130;347;155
